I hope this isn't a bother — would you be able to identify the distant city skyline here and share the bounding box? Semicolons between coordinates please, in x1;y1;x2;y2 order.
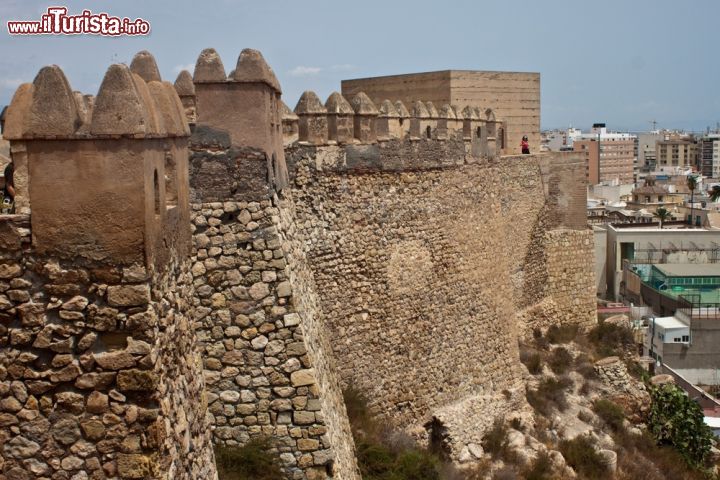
0;0;718;132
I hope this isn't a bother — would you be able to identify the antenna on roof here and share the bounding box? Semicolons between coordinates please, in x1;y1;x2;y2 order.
649;120;657;131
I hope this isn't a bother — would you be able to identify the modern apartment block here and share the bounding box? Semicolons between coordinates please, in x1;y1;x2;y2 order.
699;133;720;178
637;132;661;171
573;123;636;185
657;137;699;170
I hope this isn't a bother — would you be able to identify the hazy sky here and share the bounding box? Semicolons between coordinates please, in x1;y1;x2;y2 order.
1;0;718;132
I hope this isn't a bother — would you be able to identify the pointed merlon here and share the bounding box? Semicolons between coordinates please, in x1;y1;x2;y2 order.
2;83;33;140
473;107;483;120
162;81;191;135
425;101;439;118
451;105;463;120
439;104;456;119
174;70;195;96
130;50;162;83
350;92;378;115
281;101;298;120
148;81;184;136
231;48;281;93
485;108;496;121
462;106;478;120
379;99;399;117
294;91;326;114
325;92;353;115
73;91;91;127
193;48;226;83
412;101;429;118
26;65;80;137
132;73;164;135
91;64;151;136
394;100;410;118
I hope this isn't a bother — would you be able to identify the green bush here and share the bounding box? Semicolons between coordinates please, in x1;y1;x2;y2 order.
527;376;572;416
548;347;573;375
648;384;714;468
356;441;443;480
215;438;284;480
546;323;579;344
346;387;446;480
394;450;441;480
559;435;606;480
592;399;625;431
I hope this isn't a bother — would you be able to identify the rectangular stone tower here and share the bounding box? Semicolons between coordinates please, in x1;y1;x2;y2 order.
341;70;540;155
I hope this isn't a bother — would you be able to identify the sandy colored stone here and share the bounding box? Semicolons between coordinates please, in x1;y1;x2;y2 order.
129;50;162;83
106;285;151;307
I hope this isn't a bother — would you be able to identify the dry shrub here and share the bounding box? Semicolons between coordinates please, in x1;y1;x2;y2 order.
548;347;573;375
615;430;710;480
592;399;625;432
588;321;634;357
520;346;544;375
492;466;520;480
559;435;606;480
527;376;573;416
482;418;510;460
546;323;579;344
522;451;555;480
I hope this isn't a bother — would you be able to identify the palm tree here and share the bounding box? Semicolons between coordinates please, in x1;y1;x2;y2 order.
656;207;671;229
687;175;698;227
710;185;720;203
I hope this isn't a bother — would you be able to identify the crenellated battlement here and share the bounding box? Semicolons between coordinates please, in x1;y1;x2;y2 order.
185;48;288;202
283;90;504;160
3;55;190;270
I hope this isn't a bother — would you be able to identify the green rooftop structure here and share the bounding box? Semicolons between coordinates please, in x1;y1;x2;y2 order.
649;263;720;303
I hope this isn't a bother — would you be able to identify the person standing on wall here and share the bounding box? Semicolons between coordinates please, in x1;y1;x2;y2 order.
2;160;14;214
521;135;530;154
1;105;14;214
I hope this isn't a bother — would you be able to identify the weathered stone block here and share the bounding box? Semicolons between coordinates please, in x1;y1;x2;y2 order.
116;370;157;392
106;285;151;307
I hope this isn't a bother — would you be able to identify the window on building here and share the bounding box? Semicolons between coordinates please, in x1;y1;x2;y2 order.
682;335;689;342
673;337;681;342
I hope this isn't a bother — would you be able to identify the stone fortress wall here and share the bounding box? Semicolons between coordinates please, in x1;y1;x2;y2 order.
181;47;595;478
1;47;595;480
0;56;216;479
